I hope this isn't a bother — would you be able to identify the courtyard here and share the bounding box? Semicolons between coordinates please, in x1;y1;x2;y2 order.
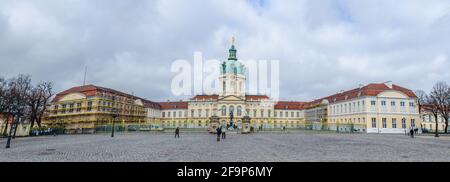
0;131;449;162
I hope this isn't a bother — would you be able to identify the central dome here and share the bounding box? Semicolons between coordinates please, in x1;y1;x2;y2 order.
221;60;245;75
221;42;245;75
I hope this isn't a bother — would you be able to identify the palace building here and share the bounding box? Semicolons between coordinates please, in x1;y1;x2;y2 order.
45;40;420;134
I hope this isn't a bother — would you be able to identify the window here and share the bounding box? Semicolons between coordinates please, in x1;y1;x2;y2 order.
371;118;377;128
402;118;406;128
381;101;386;106
69;103;74;113
391;101;396;106
206;109;209;117
268;110;271;117
285;112;288;117
392;118;397;128
274;111;277;117
237;106;242;116
411;119;415;128
261;110;264;117
296;112;300;117
61;104;66;114
221;106;226;116
173;111;177;118
253;110;257;117
291;112;294;117
76;103;81;112
162;112;165;118
198;109;202;117
229;106;235;116
53;105;58;114
382;118;387;128
280;111;283;118
371;101;376;106
192;109;195;117
409;102;414;107
400;102;405;107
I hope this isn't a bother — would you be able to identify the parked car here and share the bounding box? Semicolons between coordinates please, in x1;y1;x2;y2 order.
421;128;429;133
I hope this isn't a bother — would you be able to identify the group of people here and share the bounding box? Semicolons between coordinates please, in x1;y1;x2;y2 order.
216;126;226;141
174;126;227;141
408;127;420;138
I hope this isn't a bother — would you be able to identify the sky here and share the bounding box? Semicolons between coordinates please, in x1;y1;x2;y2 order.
0;0;449;102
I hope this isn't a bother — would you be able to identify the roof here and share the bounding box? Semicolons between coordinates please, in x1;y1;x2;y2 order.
52;85;160;107
319;83;417;104
274;101;307;110
245;95;270;101
158;102;188;109
192;95;219;100
143;101;161;109
191;94;269;101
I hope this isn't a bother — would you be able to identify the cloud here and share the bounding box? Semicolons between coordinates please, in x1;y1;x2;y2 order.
1;0;450;102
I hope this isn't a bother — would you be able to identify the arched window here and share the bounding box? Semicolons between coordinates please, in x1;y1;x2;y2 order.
221;106;227;116
229;106;235;116
237;106;242;116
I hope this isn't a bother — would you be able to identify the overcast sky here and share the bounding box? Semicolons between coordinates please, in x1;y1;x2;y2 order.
1;0;449;102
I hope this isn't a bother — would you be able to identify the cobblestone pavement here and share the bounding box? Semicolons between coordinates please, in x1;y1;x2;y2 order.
0;131;449;162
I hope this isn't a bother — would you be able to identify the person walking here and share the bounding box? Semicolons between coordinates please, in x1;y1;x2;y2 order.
175;127;180;138
221;128;226;139
409;128;414;138
216;126;222;142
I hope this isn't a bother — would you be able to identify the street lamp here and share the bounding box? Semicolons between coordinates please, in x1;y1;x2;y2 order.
111;96;119;138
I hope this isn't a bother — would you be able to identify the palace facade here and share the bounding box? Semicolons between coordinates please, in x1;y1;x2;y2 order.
45;41;421;134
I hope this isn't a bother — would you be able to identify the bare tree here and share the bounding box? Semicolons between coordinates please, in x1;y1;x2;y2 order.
5;75;32;148
415;90;427;116
430;82;450;133
0;77;10;136
27;82;53;128
424;94;440;137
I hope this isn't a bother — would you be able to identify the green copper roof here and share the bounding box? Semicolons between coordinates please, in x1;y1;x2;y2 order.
221;44;245;75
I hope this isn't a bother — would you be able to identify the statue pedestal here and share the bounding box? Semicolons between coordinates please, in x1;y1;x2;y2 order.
209;116;220;133
241;116;251;134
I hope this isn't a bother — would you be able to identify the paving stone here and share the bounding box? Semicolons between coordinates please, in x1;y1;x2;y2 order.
0;131;449;162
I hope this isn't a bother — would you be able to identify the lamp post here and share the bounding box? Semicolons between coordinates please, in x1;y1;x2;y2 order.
111;96;119;138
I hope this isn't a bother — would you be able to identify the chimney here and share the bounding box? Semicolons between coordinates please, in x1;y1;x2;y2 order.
384;81;393;89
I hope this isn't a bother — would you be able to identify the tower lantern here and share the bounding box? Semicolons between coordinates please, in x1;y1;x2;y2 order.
228;36;237;60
